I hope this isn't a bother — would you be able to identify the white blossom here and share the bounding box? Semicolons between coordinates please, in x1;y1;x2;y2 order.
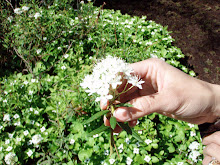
190;131;196;137
189;141;200;151
126;157;133;165
81;56;144;102
24;130;29;136
3;99;7;103
118;144;123;153
145;139;152;145
109;158;115;164
24;81;28;85
4;152;16;165
29;90;33;95
61;66;66;70
31;134;43;145
188;150;200;162
64;54;69;58
13;114;19;119
138;130;143;134
40;126;46;132
93;134;99;138
27;150;33;157
188;123;195;128
34;12;41;19
144;155;151;163
125;138;130;144
113;132;119;136
16;137;21;142
177;162;184;165
6;146;13;151
5;139;10;144
133;148;139;154
8;133;13;139
36;49;41;54
70;139;75;144
14;121;20;126
3;114;10;121
128;76;144;89
146;41;153;45
22;6;29;11
14;8;22;15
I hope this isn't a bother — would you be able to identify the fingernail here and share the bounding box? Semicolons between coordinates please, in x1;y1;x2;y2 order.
113;108;130;122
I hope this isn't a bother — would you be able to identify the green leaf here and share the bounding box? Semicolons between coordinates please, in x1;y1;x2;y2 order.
152;156;159;163
87;124;109;137
168;144;175;153
84;110;109;125
118;122;144;143
117;122;132;134
110;116;117;130
78;149;93;161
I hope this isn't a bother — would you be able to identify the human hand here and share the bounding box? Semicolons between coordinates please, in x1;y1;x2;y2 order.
101;58;220;131
202;131;220;165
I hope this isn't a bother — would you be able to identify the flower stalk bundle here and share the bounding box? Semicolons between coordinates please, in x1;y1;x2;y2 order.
81;56;144;156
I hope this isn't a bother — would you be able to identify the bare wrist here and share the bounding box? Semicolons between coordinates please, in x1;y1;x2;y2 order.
199;84;220;138
211;83;220;117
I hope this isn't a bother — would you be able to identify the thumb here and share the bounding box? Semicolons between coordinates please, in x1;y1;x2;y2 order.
113;92;170;122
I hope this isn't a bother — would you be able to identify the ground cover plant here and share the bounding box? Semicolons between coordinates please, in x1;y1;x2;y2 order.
1;1;203;164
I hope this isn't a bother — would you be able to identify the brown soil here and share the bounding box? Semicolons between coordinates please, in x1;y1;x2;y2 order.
95;0;220;84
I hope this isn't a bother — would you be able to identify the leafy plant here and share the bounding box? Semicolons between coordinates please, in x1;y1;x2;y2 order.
0;0;201;164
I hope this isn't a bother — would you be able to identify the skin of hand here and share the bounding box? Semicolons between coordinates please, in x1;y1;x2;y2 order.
101;58;220;164
202;131;220;165
101;58;220;126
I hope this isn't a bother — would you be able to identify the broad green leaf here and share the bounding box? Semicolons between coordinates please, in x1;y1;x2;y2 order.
78;149;93;161
84;110;109;125
118;122;144;143
87;124;109;137
168;144;175;153
151;156;159;163
110;116;117;130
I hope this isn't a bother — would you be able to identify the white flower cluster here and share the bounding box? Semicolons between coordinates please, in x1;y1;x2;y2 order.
14;6;30;15
4;152;16;165
31;134;43;145
188;141;201;163
81;56;144;102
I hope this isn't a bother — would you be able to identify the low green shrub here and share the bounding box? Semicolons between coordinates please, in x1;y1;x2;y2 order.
0;1;201;164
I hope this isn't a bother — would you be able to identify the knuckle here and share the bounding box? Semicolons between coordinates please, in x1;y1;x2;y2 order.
204;143;217;154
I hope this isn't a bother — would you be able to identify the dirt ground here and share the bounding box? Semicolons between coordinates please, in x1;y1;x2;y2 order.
95;0;220;84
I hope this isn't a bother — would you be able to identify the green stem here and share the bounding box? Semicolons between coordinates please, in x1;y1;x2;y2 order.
110;128;114;156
